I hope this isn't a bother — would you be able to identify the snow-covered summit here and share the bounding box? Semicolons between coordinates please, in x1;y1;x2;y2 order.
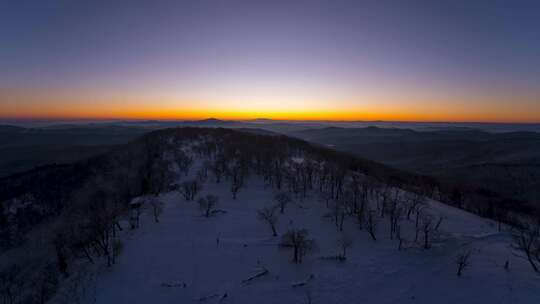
47;128;540;304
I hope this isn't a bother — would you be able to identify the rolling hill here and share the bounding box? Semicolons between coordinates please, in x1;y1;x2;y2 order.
289;126;540;206
0;127;538;304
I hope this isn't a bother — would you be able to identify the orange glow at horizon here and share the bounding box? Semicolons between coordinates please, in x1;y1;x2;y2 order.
1;90;539;123
2;105;540;123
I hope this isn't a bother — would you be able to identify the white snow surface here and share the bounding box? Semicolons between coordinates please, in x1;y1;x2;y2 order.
77;160;540;304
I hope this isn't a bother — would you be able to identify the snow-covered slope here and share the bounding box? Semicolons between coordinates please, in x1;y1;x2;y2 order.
41;129;539;304
62;161;539;304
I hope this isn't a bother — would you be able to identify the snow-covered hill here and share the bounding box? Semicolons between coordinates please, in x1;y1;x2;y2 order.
50;133;540;304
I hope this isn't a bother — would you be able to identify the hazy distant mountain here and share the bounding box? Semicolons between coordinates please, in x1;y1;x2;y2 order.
291;126;540;169
234;128;280;136
2;121;539;205
0;125;149;177
187;118;238;126
0;125;27;133
0;125;148;148
290;126;540;204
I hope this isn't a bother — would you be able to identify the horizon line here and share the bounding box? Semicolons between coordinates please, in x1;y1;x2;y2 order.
1;117;539;125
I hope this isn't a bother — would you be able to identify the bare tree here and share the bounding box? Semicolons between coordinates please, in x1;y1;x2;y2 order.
319;191;333;208
280;229;317;263
366;209;378;241
129;199;143;229
512;224;540;273
388;202;403;240
211;159;227;183
198;195;219;217
421;215;434;249
353;181;369;230
174;150;193;177
112;239;124;265
494;207;507;232
230;165;244;199
414;204;427;242
70;184;118;267
396;224;404;250
337;234;353;260
434;215;444;231
147;197;163;223
274;192;292;214
53;232;69;277
258;207;279;236
406;192;426;220
147;158;175;195
196;167;209;183
331;199;347;232
0;265;23;304
376;186;395;218
178;180;200;201
32;263;59;304
304;291;313;304
456;249;473;276
56;265;97;304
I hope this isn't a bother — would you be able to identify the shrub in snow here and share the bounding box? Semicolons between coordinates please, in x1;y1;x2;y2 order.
198;195;219;218
280;229;317;264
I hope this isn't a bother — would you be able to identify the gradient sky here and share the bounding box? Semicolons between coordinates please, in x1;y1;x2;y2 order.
1;0;539;122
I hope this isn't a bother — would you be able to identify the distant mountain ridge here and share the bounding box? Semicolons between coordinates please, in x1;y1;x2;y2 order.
289;125;540;206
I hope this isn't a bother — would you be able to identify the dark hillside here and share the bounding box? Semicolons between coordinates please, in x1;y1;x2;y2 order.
0;127;536;303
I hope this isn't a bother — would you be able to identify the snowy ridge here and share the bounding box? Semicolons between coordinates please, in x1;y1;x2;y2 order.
48;131;540;304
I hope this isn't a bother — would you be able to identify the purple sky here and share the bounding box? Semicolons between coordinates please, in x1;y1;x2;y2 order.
1;0;539;121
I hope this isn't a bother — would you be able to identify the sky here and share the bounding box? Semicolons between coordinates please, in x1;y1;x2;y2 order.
1;0;539;122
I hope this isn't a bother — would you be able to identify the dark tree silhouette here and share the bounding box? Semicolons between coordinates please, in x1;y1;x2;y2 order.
366;209;378;241
337;234;353;260
274;192;292;214
456;249;473;276
258;206;279;236
197;195;219;217
512;223;540;273
280;229;317;263
179;180;200;201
